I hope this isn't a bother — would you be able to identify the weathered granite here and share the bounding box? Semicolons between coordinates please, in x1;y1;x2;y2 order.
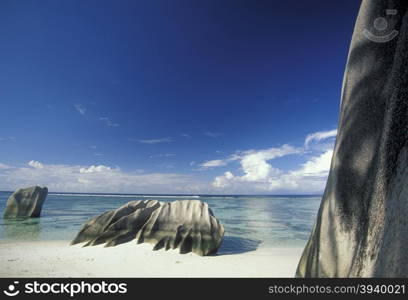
296;0;408;277
3;186;48;218
71;199;225;256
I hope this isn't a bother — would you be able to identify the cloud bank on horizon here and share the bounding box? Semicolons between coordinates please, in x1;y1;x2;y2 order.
0;129;336;194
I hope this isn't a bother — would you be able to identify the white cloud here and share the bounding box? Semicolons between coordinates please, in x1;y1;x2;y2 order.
181;133;191;138
200;159;229;168
267;149;334;192
204;131;223;138
209;130;337;194
137;138;172;144
28;160;44;169
0;161;207;194
293;149;333;177
239;145;298;181
79;165;113;174
213;171;234;188
99;116;119;127
74;104;86;115
304;129;337;148
212;149;333;193
200;145;297;170
200;153;241;169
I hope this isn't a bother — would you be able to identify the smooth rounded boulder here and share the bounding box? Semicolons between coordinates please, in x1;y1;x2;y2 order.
3;186;48;218
71;199;225;256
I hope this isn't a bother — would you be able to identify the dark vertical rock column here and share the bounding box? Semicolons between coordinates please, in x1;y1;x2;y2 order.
296;0;408;277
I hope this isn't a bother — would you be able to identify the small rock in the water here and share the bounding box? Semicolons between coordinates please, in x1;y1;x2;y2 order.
3;186;48;218
71;199;225;256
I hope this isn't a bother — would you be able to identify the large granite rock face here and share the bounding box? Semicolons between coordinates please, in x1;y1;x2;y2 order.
71;199;225;256
296;0;408;277
3;186;48;218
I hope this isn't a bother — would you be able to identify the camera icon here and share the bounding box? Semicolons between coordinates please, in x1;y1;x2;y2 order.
363;9;399;43
3;281;20;297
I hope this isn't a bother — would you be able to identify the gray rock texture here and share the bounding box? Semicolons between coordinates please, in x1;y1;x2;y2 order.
71;199;225;256
3;186;48;218
296;0;408;277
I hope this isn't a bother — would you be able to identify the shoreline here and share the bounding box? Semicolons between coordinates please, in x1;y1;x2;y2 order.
0;240;302;277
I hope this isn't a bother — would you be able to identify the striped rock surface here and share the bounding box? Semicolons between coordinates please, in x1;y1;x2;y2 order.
71;199;225;256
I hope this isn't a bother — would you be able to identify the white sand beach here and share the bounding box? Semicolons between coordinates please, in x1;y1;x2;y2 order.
0;240;302;277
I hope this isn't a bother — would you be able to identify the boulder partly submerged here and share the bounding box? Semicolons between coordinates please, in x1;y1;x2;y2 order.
3;186;48;218
296;0;408;277
71;199;225;256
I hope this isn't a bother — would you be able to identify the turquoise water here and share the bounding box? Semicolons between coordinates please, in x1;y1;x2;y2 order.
0;192;321;250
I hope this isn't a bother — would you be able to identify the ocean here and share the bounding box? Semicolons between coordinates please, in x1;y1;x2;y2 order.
0;192;321;252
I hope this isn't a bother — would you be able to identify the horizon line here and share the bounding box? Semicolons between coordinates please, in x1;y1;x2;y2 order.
0;190;323;197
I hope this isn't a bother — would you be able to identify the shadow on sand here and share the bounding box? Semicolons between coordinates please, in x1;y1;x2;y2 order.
217;235;262;256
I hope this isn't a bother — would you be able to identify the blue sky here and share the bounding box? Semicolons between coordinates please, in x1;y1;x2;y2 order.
0;0;361;194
